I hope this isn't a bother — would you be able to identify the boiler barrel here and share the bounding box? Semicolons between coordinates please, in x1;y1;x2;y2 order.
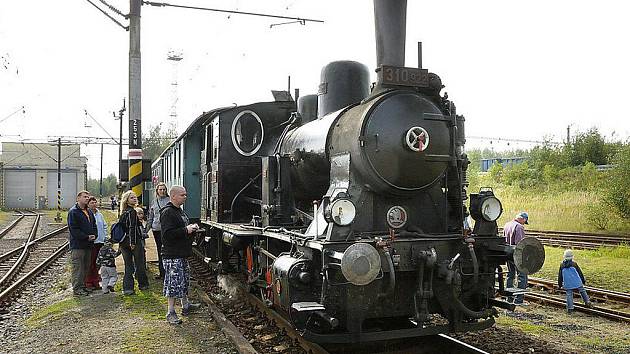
279;111;341;201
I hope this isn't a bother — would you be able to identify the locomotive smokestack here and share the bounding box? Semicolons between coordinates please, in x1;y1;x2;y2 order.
374;0;407;68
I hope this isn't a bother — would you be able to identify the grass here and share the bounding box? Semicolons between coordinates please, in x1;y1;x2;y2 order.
489;186;630;234
0;210;10;224
26;298;81;327
496;315;551;335
535;245;630;292
121;326;172;353
42;209;68;224
574;335;630;353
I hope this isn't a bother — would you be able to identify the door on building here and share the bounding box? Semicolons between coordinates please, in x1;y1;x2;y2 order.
46;172;78;209
5;170;37;209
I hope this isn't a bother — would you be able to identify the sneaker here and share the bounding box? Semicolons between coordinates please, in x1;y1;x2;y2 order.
585;302;594;309
139;285;149;291
513;301;529;306
166;312;182;324
108;285;115;292
567;308;574;314
123;290;135;296
73;290;89;296
181;303;201;316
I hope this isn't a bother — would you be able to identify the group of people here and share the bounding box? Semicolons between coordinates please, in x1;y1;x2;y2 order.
503;211;592;313
67;182;200;324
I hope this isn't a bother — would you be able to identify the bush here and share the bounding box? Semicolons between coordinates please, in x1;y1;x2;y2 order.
603;145;630;218
585;201;610;230
488;163;503;183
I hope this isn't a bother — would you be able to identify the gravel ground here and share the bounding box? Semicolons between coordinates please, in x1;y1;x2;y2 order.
192;260;306;354
0;213;238;354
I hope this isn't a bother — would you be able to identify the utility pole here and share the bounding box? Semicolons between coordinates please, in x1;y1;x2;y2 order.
566;125;571;145
128;0;143;206
113;99;126;216
54;138;62;223
99;143;104;203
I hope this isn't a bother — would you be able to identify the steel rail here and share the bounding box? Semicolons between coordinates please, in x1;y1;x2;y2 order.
192;249;489;354
0;240;69;304
437;334;490;354
525;292;630;323
0;215;40;290
0;226;68;263
0;212;25;239
528;277;630;304
192;248;329;354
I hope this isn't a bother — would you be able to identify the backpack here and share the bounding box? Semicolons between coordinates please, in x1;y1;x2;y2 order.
110;221;127;243
110;210;129;243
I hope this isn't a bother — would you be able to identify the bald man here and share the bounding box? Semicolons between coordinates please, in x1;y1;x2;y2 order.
159;185;201;324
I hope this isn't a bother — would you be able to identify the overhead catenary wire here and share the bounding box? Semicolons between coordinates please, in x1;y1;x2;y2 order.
467;135;563;146
142;1;324;25
84;0;129;30
84;109;120;145
97;0;128;18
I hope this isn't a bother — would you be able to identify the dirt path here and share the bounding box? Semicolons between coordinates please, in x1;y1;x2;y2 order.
1;262;237;354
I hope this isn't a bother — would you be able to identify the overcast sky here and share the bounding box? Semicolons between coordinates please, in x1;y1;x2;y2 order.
1;0;629;179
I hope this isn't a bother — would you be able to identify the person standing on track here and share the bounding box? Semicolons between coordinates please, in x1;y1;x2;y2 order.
146;182;169;279
504;211;529;305
67;190;97;296
85;196;107;290
118;190;149;295
558;249;593;313
160;185;201;324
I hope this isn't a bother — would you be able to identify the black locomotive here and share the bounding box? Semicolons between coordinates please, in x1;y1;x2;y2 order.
153;0;545;344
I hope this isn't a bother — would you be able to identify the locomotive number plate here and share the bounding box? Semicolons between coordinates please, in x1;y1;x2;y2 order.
379;66;429;87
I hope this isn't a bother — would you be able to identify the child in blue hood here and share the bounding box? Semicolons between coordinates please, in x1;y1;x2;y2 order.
557;249;593;313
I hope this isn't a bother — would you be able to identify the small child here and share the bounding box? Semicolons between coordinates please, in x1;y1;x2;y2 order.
96;238;122;294
135;207;149;241
558;249;593;313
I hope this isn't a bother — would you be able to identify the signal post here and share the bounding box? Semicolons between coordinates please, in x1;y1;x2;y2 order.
128;0;143;204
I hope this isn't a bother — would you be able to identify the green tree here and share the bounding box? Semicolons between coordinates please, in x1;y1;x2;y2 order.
603;144;630;218
569;128;609;166
86;173;119;197
143;123;177;162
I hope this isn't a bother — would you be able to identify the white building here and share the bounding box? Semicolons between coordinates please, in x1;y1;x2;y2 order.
0;142;87;209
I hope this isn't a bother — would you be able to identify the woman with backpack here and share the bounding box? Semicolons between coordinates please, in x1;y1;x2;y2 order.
118;190;149;295
146;182;169;279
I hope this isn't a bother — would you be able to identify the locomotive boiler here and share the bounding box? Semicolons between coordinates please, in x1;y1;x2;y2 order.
172;0;547;344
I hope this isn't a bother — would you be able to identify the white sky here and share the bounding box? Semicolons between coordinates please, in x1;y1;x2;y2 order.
1;0;629;179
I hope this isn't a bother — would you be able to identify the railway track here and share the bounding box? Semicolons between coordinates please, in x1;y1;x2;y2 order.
191;249;488;354
528;277;630;305
524;291;630;323
498;228;630;250
0;218;69;306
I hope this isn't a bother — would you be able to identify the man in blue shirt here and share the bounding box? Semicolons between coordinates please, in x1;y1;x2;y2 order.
504;211;528;305
67;190;97;296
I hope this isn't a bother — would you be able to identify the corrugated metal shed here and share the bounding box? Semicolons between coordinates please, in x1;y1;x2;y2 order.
0;143;87;209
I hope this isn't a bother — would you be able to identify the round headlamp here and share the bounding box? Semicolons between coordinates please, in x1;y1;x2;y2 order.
470;188;503;222
480;196;502;221
326;198;356;226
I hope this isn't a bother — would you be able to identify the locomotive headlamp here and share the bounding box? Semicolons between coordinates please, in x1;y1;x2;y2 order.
470;188;503;222
326;199;356;226
341;243;382;286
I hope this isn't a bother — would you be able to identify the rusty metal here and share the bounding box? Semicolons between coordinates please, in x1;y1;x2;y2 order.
0;240;68;304
0;226;68;263
0;214;40;290
0;212;25;239
528;277;630;304
525;292;630;323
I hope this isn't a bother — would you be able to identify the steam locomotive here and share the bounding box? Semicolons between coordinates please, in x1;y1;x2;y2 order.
150;0;545;344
